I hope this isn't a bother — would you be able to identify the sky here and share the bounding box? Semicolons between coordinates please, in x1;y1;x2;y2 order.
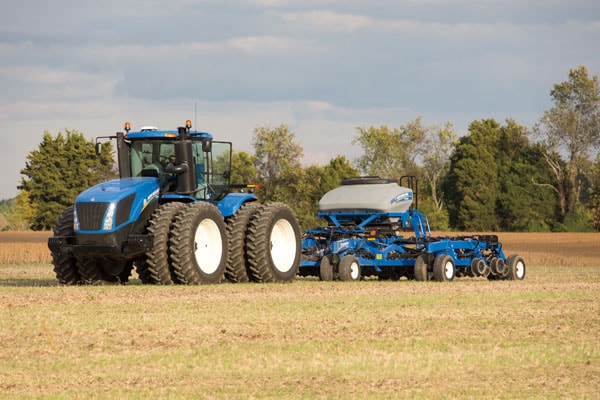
1;0;599;199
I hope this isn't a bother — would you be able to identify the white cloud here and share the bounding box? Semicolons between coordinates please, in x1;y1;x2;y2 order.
271;10;373;32
226;36;291;54
0;0;598;200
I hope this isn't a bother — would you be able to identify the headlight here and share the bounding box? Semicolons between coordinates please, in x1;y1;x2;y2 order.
103;203;116;230
73;208;80;231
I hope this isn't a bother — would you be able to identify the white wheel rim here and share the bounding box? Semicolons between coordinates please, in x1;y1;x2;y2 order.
270;219;297;273
515;260;525;279
194;219;222;275
444;260;454;280
350;261;360;280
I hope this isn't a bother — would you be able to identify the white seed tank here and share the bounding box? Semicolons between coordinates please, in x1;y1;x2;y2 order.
318;178;413;213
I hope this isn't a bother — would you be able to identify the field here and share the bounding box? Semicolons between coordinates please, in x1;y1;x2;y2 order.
0;232;599;399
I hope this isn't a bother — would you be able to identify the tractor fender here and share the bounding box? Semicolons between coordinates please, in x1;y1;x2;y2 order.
216;193;259;218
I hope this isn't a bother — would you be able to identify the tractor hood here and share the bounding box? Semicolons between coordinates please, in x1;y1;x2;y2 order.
74;177;160;233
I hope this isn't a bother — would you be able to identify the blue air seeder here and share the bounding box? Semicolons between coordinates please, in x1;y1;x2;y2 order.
299;176;525;282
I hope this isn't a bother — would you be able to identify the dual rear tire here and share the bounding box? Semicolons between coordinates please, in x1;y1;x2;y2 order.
245;203;301;283
145;201;301;285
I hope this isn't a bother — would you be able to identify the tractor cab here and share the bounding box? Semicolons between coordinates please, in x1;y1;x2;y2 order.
97;120;232;202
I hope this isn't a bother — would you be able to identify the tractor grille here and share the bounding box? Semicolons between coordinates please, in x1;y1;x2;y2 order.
76;202;109;231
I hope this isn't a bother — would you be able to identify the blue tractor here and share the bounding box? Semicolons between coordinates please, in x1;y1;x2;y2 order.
299;176;526;282
48;121;302;285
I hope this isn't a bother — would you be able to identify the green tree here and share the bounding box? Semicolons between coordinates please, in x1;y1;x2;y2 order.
534;66;600;222
322;155;358;192
252;124;303;201
352;122;424;179
19;130;114;230
418;121;457;213
230;151;259;185
496;121;556;231
352;118;457;230
586;155;600;230
445;119;557;231
445;119;502;231
294;156;358;228
293;164;326;228
10;190;37;230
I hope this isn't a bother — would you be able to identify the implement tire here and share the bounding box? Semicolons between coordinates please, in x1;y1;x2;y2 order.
170;202;228;284
414;255;429;281
139;202;186;285
246;203;301;283
433;254;455;282
506;254;526;280
338;255;361;281
470;258;486;277
319;255;334;281
51;206;80;285
225;202;261;283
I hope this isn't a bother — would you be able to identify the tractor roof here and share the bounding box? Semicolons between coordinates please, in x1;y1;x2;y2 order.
125;130;214;140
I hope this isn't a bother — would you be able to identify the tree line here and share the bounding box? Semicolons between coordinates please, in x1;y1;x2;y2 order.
4;66;600;232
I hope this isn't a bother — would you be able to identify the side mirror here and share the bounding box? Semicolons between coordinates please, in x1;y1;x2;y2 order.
202;139;212;152
95;142;102;155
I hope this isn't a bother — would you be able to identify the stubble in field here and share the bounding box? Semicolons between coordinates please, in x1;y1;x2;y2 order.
0;260;598;399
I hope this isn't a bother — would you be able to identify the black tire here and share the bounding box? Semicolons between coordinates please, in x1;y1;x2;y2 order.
118;261;134;283
506;254;526;280
50;206;80;285
499;259;509;279
170;202;228;284
490;257;507;278
319;255;334;281
78;258;119;285
470;258;486;277
433;254;455;282
481;261;491;278
225;202;261;283
414;255;429;281
139;202;186;284
135;260;153;285
246;203;301;283
338;255;361;281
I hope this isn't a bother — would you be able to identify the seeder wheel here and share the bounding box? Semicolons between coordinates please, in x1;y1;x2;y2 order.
506;255;526;280
470;258;486;277
319;255;335;281
338;255;361;281
414;255;429;281
433;254;455;282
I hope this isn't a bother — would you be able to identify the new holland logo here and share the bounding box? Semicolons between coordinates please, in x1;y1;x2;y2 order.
142;188;160;211
390;192;411;204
